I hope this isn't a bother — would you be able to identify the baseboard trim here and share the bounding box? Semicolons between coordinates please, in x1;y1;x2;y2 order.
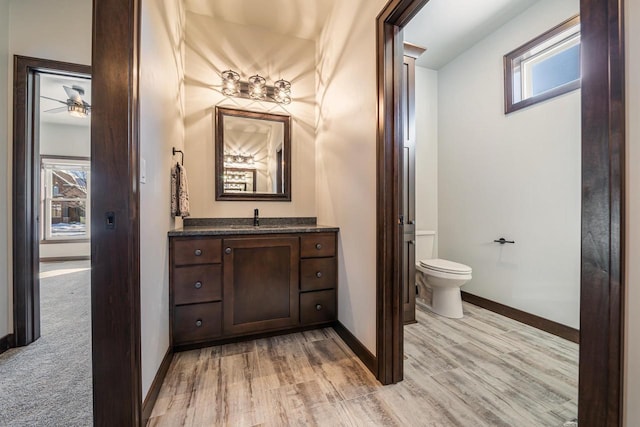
39;256;91;262
142;347;174;424
0;334;14;355
332;321;376;375
461;291;579;344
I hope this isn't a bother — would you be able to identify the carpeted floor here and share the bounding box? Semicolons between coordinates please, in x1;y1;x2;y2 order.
0;261;93;427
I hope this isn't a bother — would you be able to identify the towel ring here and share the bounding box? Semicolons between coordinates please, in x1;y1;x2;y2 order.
172;147;184;165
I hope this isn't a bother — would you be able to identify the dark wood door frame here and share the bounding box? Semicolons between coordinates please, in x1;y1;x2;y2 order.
376;1;625;426
12;56;91;347
91;0;142;425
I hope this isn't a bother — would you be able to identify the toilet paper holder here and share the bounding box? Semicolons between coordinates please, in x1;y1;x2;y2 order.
494;237;515;244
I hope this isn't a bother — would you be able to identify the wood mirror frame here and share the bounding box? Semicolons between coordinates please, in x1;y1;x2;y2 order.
215;107;291;201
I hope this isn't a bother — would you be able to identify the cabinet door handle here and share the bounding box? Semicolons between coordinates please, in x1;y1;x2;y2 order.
194;281;202;289
225;247;232;255
316;271;323;278
195;319;203;327
315;243;322;250
315;304;323;311
194;249;202;256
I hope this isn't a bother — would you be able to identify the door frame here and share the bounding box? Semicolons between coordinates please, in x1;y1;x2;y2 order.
90;0;142;425
12;56;92;347
376;0;626;425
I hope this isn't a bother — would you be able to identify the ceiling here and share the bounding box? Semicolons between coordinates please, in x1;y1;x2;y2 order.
39;73;91;127
184;0;539;69
184;0;335;41
35;0;538;128
404;0;540;69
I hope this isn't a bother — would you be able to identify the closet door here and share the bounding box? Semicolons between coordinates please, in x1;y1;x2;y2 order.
402;54;417;324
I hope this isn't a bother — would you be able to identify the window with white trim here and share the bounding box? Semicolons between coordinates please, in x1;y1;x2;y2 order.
41;157;90;241
505;15;580;114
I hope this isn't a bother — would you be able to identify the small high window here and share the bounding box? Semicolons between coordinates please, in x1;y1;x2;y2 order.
504;15;580;114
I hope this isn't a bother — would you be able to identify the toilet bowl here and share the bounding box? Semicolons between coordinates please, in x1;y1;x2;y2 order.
415;258;472;319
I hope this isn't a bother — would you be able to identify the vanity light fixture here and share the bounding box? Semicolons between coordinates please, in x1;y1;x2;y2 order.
220;70;292;104
273;79;292;105
221;70;241;96
248;74;267;100
224;151;255;167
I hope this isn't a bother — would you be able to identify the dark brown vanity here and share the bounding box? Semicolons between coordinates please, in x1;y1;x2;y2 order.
168;218;338;350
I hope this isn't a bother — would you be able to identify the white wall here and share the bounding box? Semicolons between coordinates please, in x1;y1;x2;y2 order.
2;0;92;337
624;0;640;424
184;13;316;219
40;122;91;158
0;0;9;339
436;0;581;328
39;122;91;259
139;0;185;400
414;66;439;256
8;0;92;65
315;0;387;354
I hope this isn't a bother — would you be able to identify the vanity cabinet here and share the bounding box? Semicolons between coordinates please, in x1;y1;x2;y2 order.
169;229;338;349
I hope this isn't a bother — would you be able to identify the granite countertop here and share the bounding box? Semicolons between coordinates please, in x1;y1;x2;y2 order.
168;217;339;236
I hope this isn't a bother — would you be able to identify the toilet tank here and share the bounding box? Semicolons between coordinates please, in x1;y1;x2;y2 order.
416;230;436;261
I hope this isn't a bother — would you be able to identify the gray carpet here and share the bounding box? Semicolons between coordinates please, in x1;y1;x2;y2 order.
0;261;93;426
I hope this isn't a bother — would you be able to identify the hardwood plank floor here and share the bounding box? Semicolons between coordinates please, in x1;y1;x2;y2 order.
148;303;578;426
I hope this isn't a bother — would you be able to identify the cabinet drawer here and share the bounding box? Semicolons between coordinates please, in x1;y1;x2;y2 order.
300;233;336;258
300;258;336;291
174;265;222;305
173;302;222;344
173;238;221;266
300;289;336;325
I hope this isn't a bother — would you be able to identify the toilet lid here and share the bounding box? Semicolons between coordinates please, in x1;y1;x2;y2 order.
419;258;472;274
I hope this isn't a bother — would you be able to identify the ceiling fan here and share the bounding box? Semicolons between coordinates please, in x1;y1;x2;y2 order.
41;85;91;118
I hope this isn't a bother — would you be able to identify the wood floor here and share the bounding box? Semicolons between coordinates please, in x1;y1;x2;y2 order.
148;302;578;426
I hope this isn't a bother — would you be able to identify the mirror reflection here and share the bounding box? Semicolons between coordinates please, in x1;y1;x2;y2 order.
215;107;291;201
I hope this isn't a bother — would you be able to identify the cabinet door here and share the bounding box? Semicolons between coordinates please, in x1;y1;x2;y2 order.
223;236;299;335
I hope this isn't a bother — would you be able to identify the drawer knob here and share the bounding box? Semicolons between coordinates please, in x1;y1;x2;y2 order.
225;247;232;255
316;271;323;278
195;319;203;327
315;243;322;250
194;281;202;289
315;304;323;311
194;249;202;256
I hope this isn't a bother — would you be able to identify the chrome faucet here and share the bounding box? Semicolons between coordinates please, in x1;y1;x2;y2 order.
253;208;259;227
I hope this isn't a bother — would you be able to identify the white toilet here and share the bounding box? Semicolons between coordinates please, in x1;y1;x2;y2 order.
415;231;472;319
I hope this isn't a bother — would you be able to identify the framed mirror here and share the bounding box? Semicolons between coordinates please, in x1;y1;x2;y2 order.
215;107;291;201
